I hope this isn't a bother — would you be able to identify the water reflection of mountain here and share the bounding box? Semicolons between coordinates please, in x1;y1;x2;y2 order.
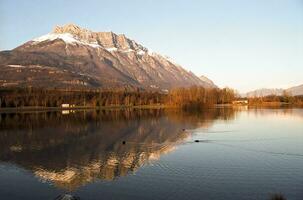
0;108;236;190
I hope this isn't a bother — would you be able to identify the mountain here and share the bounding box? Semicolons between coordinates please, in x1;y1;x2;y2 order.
246;88;284;97
0;24;215;90
199;75;216;88
286;84;303;96
245;84;303;97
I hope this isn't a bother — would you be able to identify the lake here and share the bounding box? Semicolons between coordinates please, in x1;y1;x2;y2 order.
0;107;302;200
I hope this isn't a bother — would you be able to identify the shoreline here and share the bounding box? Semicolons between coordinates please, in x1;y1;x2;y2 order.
248;102;303;108
0;103;302;113
0;105;172;113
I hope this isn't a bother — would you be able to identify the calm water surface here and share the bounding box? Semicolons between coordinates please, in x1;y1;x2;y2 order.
0;107;302;200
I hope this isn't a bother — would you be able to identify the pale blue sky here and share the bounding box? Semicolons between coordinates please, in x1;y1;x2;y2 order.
1;0;302;93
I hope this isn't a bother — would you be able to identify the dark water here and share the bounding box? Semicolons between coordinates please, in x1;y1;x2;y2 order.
0;107;302;200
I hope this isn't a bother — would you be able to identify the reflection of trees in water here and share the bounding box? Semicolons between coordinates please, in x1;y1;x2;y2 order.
166;107;237;125
247;107;303;119
0;108;236;190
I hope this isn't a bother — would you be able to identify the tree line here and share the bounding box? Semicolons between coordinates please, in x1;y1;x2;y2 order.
247;91;303;106
166;87;236;109
0;87;237;109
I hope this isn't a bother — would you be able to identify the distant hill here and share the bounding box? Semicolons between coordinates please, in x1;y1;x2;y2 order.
246;84;303;97
0;24;216;91
286;84;303;96
246;88;284;97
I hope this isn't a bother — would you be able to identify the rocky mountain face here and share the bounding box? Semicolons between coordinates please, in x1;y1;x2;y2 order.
199;75;216;88
0;24;215;90
245;84;303;97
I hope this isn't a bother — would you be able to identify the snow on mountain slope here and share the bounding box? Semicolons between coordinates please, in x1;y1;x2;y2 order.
33;33;102;48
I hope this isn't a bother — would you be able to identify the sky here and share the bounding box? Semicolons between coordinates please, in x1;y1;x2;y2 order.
0;0;302;93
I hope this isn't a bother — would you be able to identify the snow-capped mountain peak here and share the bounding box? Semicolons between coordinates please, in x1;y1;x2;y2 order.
32;24;150;55
32;33;102;48
2;24;217;90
